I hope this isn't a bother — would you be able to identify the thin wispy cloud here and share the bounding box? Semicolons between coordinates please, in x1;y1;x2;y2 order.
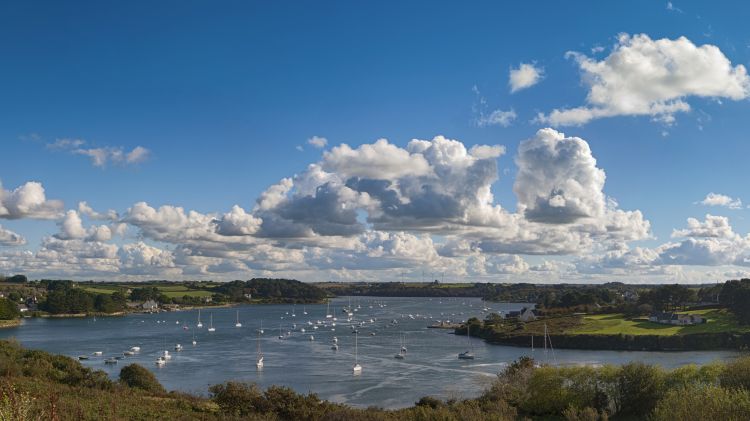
472;86;517;128
308;136;328;148
47;138;150;168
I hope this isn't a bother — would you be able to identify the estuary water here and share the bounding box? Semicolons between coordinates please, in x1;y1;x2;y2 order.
0;296;738;408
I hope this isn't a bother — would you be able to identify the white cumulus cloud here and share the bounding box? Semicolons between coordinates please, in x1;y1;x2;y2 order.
0;181;64;220
699;192;743;209
0;225;25;246
509;63;543;93
537;34;750;126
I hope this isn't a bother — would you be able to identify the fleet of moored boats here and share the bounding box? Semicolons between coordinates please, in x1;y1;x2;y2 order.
79;299;518;374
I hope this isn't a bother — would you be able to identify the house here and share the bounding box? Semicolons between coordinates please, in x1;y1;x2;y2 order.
622;291;639;302
649;312;673;323
505;307;538;322
244;293;252;300
505;310;521;318
519;307;537;322
142;300;159;312
17;304;28;313
649;312;705;325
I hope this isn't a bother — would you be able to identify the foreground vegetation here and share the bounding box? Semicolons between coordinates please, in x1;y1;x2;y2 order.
3;339;750;420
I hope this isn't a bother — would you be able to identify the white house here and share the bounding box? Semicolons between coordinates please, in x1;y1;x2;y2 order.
142;300;159;312
519;307;537;322
649;312;705;325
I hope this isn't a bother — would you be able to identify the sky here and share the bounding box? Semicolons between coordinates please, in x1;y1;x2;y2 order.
2;1;750;283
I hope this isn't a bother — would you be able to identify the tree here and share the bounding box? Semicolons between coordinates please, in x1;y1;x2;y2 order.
2;274;27;283
616;362;664;417
129;287;161;302
0;298;20;320
119;364;165;394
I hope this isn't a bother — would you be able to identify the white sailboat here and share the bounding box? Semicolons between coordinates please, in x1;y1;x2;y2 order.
255;331;264;368
197;309;203;328
458;323;475;360
325;300;333;319
278;323;285;340
303;305;308;315
394;333;406;359
192;328;197;346
235;310;242;328
208;313;216;332
352;331;362;374
258;320;264;334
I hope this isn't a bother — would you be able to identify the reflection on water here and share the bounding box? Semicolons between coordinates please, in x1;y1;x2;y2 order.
0;296;737;408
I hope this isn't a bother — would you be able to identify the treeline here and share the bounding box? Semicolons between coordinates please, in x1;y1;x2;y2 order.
718;279;750;324
0;274;28;283
214;278;329;303
41;281;127;314
324;281;498;298
3;338;750;420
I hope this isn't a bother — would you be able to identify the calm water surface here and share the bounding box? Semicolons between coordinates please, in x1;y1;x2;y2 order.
0;296;738;408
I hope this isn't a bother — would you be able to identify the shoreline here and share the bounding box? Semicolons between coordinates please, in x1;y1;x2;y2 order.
460;327;750;351
0;319;21;329
19;300;329;320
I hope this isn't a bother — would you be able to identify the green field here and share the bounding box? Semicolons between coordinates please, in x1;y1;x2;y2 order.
81;284;213;299
161;290;213;298
81;286;118;295
569;309;750;336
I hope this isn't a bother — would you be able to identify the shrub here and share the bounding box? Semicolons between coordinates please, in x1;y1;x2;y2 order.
615;362;664;417
209;381;263;416
415;396;444;409
719;356;750;390
119;364;165;394
652;384;750;421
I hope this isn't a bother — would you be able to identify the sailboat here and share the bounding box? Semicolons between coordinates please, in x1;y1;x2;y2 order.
255;331;264;368
197;309;203;328
278;323;285;340
208;314;216;332
192;328;197;346
258;320;264;334
542;323;557;366
235;310;242;328
458;323;475;360
394;333;406;359
303;305;308;315
325;300;333;319
331;335;339;350
352;332;362;374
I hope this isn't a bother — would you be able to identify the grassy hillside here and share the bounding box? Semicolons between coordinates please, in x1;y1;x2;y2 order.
571;309;750;336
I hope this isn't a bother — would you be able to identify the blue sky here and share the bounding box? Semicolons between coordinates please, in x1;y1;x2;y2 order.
2;1;750;282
